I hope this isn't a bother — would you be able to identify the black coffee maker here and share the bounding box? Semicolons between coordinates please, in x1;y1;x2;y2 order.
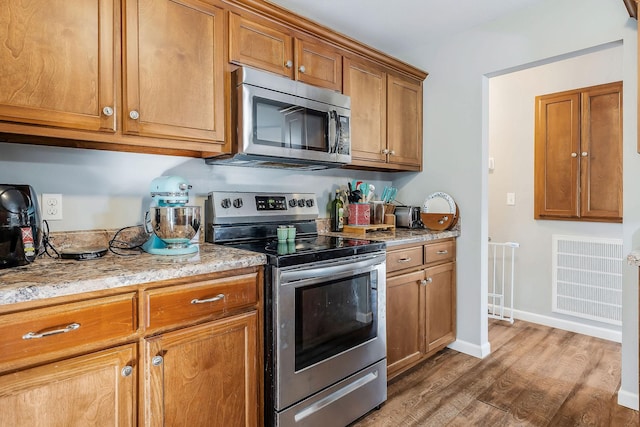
0;185;42;269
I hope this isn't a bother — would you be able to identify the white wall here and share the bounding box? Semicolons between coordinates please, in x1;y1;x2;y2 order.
0;142;392;231
488;43;623;337
395;0;638;408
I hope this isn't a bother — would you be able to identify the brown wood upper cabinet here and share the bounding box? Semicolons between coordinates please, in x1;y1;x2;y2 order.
344;56;423;171
0;0;116;132
534;81;622;222
123;0;225;143
229;12;342;91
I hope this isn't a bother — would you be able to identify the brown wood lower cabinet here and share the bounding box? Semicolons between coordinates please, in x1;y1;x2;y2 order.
144;311;258;427
0;266;262;426
386;239;456;380
0;344;137;426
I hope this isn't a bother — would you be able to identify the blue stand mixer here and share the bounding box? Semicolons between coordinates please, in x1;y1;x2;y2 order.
142;176;201;256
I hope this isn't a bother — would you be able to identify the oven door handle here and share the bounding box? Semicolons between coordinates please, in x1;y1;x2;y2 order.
280;253;385;283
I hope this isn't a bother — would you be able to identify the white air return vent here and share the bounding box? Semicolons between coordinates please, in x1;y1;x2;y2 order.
552;235;623;325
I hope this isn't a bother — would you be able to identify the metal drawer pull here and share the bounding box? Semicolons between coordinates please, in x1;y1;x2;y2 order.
22;322;81;340
121;366;133;377
191;294;225;304
398;257;412;263
436;250;449;255
152;356;163;366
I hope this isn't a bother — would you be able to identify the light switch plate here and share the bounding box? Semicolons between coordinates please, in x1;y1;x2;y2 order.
506;192;516;206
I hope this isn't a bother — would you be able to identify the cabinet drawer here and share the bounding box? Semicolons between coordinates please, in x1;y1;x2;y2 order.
424;240;455;265
387;246;423;273
0;293;137;367
145;273;258;331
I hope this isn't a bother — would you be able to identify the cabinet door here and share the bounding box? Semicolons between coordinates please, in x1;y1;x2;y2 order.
295;39;342;91
0;0;115;132
344;57;387;164
229;12;294;78
144;311;258;427
386;270;424;377
0;344;136;427
387;74;423;169
123;0;224;143
580;82;622;221
534;92;581;219
425;263;456;353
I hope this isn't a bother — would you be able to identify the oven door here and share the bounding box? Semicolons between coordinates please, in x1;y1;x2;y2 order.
273;252;386;411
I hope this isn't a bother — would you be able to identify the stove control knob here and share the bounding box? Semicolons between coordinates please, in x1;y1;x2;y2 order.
289;199;297;208
220;198;231;209
305;199;314;208
233;198;243;208
297;199;305;207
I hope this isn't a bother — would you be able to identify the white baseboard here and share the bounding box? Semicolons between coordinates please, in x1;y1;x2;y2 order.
617;387;639;411
448;339;491;359
511;309;622;343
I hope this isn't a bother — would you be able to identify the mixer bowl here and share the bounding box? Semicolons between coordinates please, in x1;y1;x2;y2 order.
150;206;201;248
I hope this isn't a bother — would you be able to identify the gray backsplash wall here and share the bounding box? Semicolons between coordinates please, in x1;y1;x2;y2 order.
0;142;395;231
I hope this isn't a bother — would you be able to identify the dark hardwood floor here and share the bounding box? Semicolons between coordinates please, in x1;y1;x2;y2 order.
353;319;639;426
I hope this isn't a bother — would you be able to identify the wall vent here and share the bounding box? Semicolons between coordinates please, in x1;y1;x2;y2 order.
552;235;623;325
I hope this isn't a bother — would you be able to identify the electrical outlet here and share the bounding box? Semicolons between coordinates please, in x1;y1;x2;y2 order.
42;194;63;220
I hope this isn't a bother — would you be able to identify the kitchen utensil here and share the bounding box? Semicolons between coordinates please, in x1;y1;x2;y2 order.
142;176;200;255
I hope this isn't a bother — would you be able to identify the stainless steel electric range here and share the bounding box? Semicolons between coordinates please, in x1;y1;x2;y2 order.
205;191;387;427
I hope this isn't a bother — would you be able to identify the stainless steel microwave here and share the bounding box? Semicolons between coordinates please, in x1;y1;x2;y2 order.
206;66;351;170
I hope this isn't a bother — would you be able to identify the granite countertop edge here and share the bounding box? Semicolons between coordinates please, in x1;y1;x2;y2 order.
321;228;460;247
0;244;266;307
0;228;459;307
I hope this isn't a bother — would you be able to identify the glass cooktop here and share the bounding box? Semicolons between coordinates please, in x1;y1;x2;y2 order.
224;235;385;267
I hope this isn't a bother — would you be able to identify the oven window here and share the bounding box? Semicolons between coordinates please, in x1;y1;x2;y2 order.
294;271;377;371
253;97;328;152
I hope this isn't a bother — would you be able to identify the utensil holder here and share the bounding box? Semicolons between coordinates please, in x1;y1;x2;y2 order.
348;203;370;225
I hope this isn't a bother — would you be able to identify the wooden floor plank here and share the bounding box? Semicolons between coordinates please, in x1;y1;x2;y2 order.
351;319;639;427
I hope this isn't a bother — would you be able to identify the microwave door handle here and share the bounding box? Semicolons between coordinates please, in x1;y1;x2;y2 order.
328;110;338;153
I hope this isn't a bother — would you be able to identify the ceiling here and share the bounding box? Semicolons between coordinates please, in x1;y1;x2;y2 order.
267;0;548;56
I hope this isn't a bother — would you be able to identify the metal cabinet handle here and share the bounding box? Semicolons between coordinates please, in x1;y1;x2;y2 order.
389;150;396;155
102;106;114;117
571;152;578;158
420;279;427;286
298;65;306;73
285;60;293;68
381;149;389;155
581;152;588;157
129;110;140;120
121;366;133;377
191;293;225;304
152;356;163;366
436;250;449;255
397;257;412;263
22;322;80;340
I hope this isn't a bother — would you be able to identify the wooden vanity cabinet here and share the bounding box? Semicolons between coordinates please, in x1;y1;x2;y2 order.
386;238;456;380
344;56;423;171
228;11;343;91
141;270;262;427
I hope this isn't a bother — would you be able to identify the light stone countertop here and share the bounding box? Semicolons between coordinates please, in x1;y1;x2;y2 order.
0;226;459;308
0;244;266;307
321;228;460;247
